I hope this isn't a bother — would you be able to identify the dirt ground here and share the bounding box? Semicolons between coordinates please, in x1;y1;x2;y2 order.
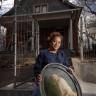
0;68;14;88
0;65;34;88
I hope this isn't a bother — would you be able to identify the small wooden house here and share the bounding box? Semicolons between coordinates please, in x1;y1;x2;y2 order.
0;0;82;56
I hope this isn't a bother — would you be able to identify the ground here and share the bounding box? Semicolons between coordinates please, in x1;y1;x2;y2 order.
0;64;34;88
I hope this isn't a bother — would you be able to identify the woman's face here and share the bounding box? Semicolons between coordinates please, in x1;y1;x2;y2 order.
50;36;61;51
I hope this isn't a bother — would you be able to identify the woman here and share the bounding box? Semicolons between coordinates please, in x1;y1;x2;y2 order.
33;32;72;96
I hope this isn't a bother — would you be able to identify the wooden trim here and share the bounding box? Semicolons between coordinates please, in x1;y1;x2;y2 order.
33;12;71;21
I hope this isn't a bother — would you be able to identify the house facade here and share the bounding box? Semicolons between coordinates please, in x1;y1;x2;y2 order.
0;0;82;56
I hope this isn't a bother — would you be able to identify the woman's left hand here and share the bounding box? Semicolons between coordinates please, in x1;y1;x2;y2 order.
66;67;74;74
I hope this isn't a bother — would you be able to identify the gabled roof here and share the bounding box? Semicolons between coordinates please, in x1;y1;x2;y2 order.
3;0;82;16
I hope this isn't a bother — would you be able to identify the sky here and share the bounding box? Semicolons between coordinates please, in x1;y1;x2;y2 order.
69;0;77;4
0;0;14;15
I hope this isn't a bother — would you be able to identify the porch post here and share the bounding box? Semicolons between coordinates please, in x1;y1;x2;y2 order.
35;20;39;57
79;16;84;61
14;0;17;88
32;18;35;51
69;18;73;50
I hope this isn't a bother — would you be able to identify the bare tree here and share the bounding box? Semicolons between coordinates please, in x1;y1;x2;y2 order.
84;0;96;15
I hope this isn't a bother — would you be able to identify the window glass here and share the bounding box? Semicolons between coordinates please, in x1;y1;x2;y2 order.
42;5;47;13
34;4;47;13
35;6;40;13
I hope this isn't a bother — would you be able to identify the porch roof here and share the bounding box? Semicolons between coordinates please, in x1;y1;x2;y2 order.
32;8;82;24
0;7;82;28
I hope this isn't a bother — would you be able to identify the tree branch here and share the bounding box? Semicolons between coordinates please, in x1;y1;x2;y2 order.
84;0;96;15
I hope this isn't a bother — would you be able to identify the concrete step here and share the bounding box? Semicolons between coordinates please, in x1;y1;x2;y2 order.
0;82;34;96
73;72;96;96
72;58;96;83
78;78;96;96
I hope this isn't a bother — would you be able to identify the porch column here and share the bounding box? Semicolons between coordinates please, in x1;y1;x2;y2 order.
35;20;39;57
32;18;35;51
79;16;84;61
69;18;73;50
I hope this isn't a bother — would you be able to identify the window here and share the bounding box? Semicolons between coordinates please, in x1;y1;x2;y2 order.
0;26;7;51
42;5;47;13
35;6;40;13
34;4;47;13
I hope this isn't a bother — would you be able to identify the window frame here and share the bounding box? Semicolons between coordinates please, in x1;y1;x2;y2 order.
33;3;48;14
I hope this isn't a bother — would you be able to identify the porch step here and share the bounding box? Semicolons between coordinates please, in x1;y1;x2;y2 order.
78;78;96;96
73;72;96;96
0;82;34;96
0;90;32;96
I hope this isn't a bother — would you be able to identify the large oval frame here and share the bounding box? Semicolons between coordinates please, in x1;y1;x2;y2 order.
40;63;82;96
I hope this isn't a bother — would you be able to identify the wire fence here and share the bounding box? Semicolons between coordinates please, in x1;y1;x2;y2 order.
0;15;35;87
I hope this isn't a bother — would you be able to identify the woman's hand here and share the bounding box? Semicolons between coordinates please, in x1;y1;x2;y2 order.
35;74;42;83
66;66;74;74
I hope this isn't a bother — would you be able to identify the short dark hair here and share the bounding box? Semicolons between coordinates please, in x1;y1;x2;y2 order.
47;32;63;44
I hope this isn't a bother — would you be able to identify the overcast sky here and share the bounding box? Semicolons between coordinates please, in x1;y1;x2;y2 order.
0;0;14;15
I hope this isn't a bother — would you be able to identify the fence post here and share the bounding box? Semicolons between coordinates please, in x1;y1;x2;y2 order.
14;0;17;88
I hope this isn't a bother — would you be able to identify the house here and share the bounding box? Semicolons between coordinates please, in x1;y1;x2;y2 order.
0;0;82;88
0;0;82;56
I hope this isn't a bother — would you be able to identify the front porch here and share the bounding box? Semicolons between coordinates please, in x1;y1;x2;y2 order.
32;9;80;56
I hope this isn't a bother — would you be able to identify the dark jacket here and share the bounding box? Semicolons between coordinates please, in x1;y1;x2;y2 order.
34;49;70;76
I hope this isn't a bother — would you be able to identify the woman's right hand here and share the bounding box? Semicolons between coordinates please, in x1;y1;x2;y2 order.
35;74;42;83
